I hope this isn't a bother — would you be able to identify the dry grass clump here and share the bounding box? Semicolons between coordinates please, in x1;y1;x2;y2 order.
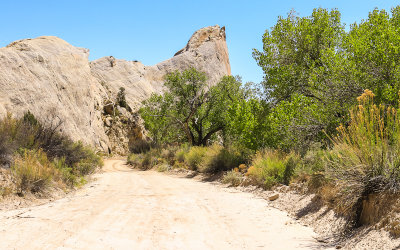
175;144;190;163
0;186;13;197
140;152;159;170
184;146;207;171
222;170;242;186
172;161;188;169
127;153;141;166
245;150;298;189
12;149;55;193
161;147;178;165
293;148;328;190
196;144;248;173
11;147;101;194
317;183;341;208
157;163;171;172
128;149;160;170
388;220;400;237
0;168;14;198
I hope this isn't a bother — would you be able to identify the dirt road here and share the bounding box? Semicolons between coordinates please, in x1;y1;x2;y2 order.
0;159;322;249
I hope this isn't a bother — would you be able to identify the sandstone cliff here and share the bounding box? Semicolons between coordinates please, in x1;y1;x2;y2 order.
0;25;230;154
0;36;108;147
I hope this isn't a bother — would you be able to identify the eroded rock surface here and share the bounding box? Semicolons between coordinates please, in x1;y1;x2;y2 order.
0;25;231;154
0;36;108;148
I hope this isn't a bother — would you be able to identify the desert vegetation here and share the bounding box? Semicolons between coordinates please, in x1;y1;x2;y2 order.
0;112;102;196
129;5;400;234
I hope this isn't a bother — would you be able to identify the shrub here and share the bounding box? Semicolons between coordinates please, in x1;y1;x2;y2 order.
247;150;285;188
53;157;76;186
185;146;207;170
23;110;39;127
324;90;400;224
173;161;188;169
117;87;127;108
0;113;27;165
129;148;161;170
161;147;178;165
0;132;13;166
74;146;103;175
14;112;98;170
0;112;101;191
129;139;152;154
328;90;400;180
12;150;54;193
229;144;254;165
36;132;102;184
36;131;83;166
36;135;102;175
308;172;328;191
175;150;186;163
157;163;170;172
238;164;248;173
290;146;328;190
222;170;242;186
283;155;297;185
140;151;158;170
246;150;298;189
127;153;143;166
199;144;243;173
299;148;326;175
175;144;190;163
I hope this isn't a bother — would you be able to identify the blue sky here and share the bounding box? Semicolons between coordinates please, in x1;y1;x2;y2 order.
1;0;399;84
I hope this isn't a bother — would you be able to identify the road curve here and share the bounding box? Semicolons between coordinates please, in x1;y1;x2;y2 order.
0;159;322;249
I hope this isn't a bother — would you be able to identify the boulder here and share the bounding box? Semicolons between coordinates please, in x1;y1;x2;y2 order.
105;117;113;127
269;193;280;201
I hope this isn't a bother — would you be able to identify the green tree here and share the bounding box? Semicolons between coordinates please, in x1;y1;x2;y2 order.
253;8;346;102
140;68;242;146
226;83;273;150
253;8;361;151
346;7;400;106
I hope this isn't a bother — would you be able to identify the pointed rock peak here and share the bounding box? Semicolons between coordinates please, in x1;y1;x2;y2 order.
174;25;226;56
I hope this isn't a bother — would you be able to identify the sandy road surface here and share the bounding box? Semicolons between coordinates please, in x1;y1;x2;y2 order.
0;159;323;250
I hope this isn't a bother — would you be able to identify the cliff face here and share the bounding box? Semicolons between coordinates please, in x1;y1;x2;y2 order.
0;25;231;154
0;36;108;147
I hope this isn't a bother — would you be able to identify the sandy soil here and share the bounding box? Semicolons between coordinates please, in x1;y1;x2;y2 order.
0;159;324;250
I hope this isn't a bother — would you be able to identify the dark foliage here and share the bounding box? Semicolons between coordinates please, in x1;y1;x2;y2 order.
128;139;153;154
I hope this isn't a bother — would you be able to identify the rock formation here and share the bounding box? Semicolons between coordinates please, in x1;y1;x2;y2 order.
90;25;230;111
0;25;231;154
0;36;108;148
